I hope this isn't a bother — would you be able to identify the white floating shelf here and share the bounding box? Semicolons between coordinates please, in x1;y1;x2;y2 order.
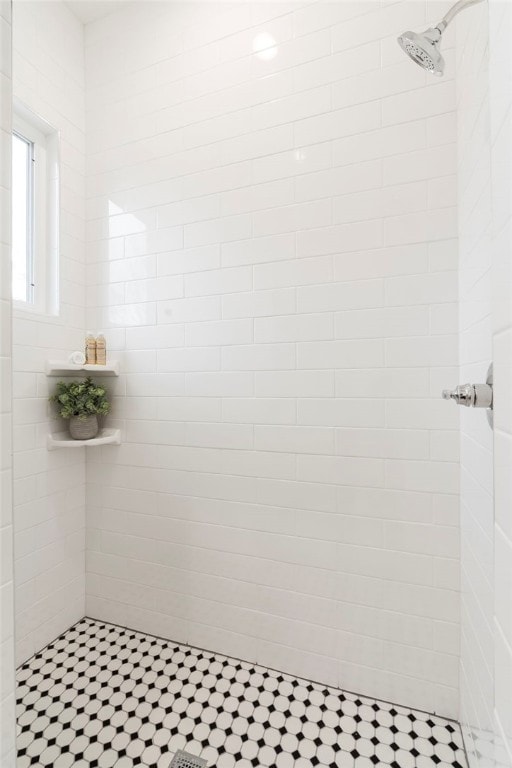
46;360;120;376
47;428;121;451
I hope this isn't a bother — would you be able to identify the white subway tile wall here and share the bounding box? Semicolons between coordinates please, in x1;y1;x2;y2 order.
12;2;86;664
490;1;512;767
0;1;15;764
84;0;461;718
457;1;512;767
455;3;494;763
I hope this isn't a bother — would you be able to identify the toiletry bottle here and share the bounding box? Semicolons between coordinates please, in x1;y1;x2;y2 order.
96;333;106;366
85;332;96;365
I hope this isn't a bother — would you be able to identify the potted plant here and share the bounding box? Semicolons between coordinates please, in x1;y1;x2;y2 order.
50;377;110;440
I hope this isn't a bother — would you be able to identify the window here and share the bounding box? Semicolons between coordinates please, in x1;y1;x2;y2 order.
12;130;35;303
12;104;59;314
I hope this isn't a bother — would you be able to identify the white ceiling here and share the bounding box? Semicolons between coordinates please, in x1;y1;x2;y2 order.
65;1;121;24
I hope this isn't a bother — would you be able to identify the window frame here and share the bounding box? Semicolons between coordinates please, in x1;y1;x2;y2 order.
12;102;60;317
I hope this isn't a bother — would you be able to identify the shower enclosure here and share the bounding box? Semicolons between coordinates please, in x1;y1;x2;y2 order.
1;0;511;767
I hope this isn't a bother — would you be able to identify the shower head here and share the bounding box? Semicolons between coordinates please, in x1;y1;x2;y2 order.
397;0;485;76
397;27;444;76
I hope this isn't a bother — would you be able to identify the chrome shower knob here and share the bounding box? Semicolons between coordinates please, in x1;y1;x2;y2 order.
441;364;494;429
442;383;474;406
442;382;493;408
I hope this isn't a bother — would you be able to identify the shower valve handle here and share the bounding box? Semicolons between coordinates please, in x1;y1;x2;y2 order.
442;382;493;408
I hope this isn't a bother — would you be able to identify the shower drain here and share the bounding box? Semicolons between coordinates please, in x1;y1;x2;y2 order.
170;750;208;768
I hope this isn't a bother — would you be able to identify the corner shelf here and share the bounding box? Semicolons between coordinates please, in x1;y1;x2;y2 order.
45;360;120;376
47;428;121;451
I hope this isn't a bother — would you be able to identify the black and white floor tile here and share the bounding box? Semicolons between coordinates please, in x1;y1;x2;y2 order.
16;618;467;768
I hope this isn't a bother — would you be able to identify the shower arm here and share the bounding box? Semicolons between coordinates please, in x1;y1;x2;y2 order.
435;0;485;34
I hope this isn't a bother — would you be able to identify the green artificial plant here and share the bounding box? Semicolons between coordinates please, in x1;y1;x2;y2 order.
50;377;110;421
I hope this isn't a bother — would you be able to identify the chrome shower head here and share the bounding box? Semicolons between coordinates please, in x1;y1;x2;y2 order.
397;0;485;76
397;27;444;76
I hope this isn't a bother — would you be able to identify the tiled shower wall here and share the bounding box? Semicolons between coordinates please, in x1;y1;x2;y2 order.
455;0;494;760
490;0;512;761
85;0;461;718
12;0;87;664
0;1;15;764
457;0;512;766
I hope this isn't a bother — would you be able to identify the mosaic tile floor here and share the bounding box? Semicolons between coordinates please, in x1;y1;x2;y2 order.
16;618;467;768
